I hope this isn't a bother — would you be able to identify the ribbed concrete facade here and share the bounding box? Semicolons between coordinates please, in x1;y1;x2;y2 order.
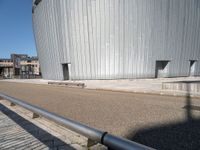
32;0;200;80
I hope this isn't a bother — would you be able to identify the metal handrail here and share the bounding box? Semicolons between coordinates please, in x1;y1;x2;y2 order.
0;93;153;150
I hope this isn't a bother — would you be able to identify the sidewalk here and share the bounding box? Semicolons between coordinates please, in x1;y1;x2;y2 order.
0;99;106;150
1;77;200;97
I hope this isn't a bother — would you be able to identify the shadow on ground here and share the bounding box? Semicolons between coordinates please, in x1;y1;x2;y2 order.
129;82;200;150
166;80;200;84
0;104;75;150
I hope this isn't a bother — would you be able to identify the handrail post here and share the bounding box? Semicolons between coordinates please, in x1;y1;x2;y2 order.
87;139;98;147
32;113;40;119
10;102;16;106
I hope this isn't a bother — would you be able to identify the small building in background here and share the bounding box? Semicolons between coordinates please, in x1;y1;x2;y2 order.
20;56;40;79
0;59;13;79
0;54;40;79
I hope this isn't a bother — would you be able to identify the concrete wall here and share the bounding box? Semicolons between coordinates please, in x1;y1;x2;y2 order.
33;0;200;80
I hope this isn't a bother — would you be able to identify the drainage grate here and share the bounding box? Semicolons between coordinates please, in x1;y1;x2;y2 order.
183;105;200;111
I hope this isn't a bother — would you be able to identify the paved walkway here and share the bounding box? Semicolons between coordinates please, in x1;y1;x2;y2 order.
0;100;105;150
81;77;200;97
1;77;200;97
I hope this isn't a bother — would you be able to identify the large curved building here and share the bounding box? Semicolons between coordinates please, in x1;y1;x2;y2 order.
32;0;200;80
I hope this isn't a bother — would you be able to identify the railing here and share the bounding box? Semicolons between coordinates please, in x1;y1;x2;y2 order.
0;93;153;150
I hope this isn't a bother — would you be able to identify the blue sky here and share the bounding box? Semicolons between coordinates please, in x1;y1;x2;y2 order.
0;0;37;58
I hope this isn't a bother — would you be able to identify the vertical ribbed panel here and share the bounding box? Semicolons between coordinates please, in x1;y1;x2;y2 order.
33;0;200;80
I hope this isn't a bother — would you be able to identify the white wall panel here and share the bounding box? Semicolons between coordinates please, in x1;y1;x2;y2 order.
33;0;200;80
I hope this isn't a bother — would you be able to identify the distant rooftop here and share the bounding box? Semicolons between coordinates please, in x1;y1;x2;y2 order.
0;54;38;61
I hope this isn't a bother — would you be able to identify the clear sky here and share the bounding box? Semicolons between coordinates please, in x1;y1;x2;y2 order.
0;0;37;58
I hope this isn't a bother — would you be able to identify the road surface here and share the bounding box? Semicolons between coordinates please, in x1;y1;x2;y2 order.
0;81;200;150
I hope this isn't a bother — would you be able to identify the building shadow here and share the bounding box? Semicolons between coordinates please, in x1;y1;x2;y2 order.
0;104;75;150
165;80;200;84
129;82;200;150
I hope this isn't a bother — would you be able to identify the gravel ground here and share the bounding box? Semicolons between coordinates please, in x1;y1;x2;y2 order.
0;81;200;150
